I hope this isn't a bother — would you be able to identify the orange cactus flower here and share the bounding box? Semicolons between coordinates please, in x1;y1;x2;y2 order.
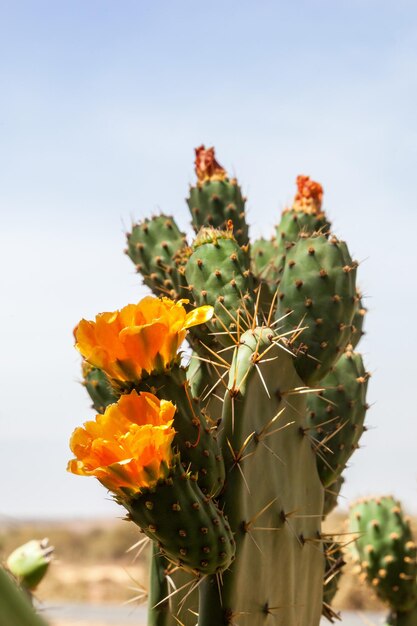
67;390;176;494
74;296;213;383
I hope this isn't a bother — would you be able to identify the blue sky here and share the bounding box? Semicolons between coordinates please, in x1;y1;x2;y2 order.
1;0;417;518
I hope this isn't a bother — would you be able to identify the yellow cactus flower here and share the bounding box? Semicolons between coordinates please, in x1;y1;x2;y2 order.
67;390;176;494
74;296;213;383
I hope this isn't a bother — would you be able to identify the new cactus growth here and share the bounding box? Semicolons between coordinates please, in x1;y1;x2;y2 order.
70;146;370;626
349;496;417;626
6;538;54;592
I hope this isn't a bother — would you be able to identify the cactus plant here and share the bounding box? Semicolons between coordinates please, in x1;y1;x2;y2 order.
68;146;369;626
6;538;54;593
349;496;417;626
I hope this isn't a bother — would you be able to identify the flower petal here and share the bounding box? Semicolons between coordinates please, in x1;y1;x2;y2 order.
184;305;214;329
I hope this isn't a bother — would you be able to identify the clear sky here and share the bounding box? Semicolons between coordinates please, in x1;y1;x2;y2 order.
1;0;417;519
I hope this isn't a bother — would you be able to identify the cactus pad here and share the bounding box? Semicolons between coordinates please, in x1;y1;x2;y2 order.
276;234;357;385
126;215;187;299
123;462;235;575
349;496;417;613
185;228;254;347
187;146;249;248
307;347;369;487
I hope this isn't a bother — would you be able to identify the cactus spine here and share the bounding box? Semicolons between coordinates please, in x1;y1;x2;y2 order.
70;146;369;625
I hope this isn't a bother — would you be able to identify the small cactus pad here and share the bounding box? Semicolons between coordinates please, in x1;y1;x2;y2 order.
276;234;357;385
275;175;331;273
123;462;235;575
187;146;249;248
126;215;187;299
307;347;369;487
349;496;417;612
185;228;254;347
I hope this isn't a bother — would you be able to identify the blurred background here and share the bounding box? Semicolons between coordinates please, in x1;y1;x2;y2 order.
1;0;416;622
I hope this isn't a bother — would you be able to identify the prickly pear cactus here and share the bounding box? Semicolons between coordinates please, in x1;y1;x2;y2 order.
349;496;417;626
68;146;369;626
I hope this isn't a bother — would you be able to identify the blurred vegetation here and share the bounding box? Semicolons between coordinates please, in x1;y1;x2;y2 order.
1;513;415;607
0;518;145;565
0;518;149;603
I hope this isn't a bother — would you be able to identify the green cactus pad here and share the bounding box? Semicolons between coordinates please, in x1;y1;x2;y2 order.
185;228;254;347
187;146;249;248
122;462;235;576
134;367;225;498
251;237;278;281
307;347;369;487
198;327;324;626
251;237;280;314
82;362;117;413
275;175;331;274
276;234;357;385
349;496;417;613
126;215;187;299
